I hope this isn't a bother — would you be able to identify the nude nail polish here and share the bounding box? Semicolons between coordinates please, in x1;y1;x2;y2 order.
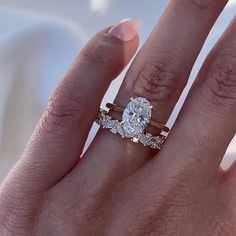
108;18;142;41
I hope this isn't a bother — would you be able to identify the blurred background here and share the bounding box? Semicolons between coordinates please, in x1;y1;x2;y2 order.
0;0;236;181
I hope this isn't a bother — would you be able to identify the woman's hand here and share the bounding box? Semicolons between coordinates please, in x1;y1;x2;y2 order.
0;0;236;235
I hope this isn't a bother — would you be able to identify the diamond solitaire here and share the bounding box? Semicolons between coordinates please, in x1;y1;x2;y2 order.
122;97;152;135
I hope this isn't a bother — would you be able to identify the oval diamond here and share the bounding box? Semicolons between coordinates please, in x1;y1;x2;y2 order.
122;97;152;135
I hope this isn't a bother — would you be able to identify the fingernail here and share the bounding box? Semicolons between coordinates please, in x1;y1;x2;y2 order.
108;18;142;41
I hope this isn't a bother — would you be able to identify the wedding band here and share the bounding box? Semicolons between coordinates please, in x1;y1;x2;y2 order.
96;109;166;150
95;97;168;150
106;102;169;133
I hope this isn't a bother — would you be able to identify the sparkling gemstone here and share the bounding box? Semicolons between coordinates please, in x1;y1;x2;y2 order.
122;97;152;135
110;127;118;134
132;137;139;143
117;125;125;137
110;120;119;134
103;117;112;129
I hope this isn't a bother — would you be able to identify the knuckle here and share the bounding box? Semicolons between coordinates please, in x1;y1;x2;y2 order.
202;52;236;111
188;0;217;10
132;53;182;102
0;198;31;235
79;37;125;76
79;42;109;66
42;83;87;136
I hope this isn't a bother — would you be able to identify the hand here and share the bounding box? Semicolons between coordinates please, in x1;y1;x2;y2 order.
1;0;236;235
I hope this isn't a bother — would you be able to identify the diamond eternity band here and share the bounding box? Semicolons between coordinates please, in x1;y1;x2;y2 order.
96;108;166;150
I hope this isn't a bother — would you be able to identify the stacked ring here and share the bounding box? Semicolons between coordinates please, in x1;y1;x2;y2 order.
106;101;169;133
95;97;169;150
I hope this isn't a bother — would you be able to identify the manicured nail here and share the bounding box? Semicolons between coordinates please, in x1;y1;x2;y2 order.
108;18;142;41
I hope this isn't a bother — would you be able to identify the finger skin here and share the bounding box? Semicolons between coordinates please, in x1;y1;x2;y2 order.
157;16;236;179
221;160;236;203
75;0;228;186
54;1;229;223
0;28;139;197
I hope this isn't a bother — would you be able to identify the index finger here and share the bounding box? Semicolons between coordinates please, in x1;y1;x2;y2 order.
0;22;139;195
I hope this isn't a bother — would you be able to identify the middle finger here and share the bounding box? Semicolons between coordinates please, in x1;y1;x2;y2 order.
87;0;228;170
66;0;229;187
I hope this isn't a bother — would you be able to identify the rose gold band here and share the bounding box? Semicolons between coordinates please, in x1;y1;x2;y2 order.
106;102;169;133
